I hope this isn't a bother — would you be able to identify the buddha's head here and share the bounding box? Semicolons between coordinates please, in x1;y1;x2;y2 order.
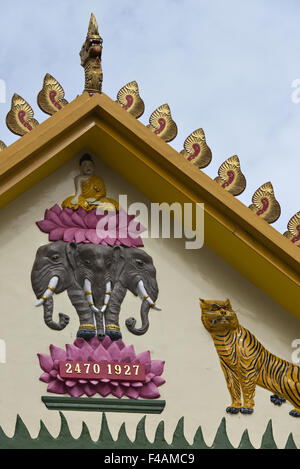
79;154;95;176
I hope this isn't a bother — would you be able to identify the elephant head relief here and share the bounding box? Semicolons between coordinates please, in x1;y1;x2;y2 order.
66;242;113;338
105;246;161;340
31;241;97;340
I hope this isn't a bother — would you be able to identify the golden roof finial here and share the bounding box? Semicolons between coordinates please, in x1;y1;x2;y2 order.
88;12;99;36
80;13;103;94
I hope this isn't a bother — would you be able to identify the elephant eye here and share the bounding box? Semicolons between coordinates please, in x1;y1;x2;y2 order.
85;259;91;264
52;255;59;260
136;259;144;266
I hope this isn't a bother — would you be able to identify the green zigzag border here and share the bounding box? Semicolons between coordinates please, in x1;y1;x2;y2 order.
0;413;297;449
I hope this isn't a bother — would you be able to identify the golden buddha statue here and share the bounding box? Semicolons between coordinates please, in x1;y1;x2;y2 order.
62;154;119;212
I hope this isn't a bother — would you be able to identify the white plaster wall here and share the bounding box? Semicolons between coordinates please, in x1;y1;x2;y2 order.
0;155;299;449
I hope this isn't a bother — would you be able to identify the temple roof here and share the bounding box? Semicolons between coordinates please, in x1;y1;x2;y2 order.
0;14;299;318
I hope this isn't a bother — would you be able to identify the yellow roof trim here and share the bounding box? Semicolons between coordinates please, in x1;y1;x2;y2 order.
0;92;299;316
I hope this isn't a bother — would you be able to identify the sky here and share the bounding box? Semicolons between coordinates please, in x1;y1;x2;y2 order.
0;0;299;234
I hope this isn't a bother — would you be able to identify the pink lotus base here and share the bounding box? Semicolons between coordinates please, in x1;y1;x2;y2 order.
36;205;145;247
38;336;165;399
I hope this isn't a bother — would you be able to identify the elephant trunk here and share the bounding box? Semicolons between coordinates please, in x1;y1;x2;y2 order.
125;298;151;335
42;296;70;331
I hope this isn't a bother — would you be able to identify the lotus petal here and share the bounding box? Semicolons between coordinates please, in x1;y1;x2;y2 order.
49;228;65;241
37;353;54;373
66;344;82;361
74;230;86;243
71;212;87;228
83;383;96;397
60;211;73;226
150;360;165;376
69;384;84;398
107;342;121;361
124;387;140;399
36;220;57;233
39;372;51;383
151;376;166;387
112;386;124;398
120;345;136;362
135;350;151;364
50;345;67;361
45;210;64;226
65;380;77;388
96;383;111;397
51;204;62;216
139;382;160;399
92;344;110;362
47;380;66;394
63;228;78;242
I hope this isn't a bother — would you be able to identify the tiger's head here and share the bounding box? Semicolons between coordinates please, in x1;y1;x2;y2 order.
200;298;239;334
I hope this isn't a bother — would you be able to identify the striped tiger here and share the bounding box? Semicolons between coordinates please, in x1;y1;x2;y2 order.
200;298;300;417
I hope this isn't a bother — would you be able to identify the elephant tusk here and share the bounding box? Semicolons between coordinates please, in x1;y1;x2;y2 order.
35;276;59;307
137;280;161;311
84;279;100;313
100;281;111;313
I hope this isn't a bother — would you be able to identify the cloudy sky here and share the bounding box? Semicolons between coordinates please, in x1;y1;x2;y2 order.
0;0;299;234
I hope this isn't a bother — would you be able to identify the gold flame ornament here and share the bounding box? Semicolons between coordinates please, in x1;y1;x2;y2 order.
147;104;177;142
214;155;246;196
0;141;6;151
283;211;300;247
180;128;212;168
6;94;39;136
249;182;281;224
80;13;103;94
37;73;68;116
116;81;145;118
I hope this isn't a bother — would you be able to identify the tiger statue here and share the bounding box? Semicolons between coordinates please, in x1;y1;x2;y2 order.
200;298;300;417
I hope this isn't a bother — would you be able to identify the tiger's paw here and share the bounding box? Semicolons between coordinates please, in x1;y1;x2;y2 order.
226;406;240;414
240;407;254;415
289;409;300;418
270;394;286;406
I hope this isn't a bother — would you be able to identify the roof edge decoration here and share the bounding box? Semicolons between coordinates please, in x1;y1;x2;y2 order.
0;13;298;319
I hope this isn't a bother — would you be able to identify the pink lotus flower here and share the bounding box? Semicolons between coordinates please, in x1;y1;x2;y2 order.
38;336;165;399
36;205;145;247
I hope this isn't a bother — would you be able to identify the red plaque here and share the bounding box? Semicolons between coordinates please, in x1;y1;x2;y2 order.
59;361;146;382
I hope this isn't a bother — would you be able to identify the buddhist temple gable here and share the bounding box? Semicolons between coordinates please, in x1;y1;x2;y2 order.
0;90;298;318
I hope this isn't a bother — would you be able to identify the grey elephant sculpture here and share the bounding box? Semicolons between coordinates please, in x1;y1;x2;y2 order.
104;246;161;340
31;242;161;342
31;241;98;340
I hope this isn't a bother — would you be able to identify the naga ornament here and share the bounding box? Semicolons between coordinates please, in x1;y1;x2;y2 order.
283;211;300;247
0;141;6;151
6;94;39;136
38;73;68;115
214;155;246;196
180;128;212;168
80;13;103;94
147;104;177;142
249;181;281;224
116;81;145;118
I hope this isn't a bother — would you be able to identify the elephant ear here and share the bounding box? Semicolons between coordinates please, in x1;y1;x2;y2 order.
66;242;78;270
112;245;126;281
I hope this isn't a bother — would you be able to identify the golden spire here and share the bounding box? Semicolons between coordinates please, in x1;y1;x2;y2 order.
88;13;99;36
80;13;103;94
